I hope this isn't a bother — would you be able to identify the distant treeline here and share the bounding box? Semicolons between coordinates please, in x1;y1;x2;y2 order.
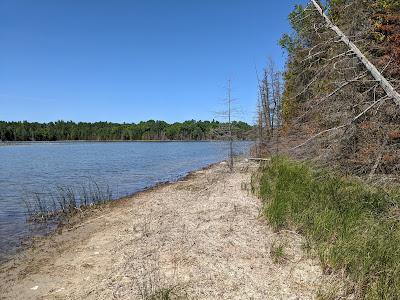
0;120;254;141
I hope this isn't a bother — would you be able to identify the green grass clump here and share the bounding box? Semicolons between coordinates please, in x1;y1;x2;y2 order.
270;242;287;264
257;156;400;299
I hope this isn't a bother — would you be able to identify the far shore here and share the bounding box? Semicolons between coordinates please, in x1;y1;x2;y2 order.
0;139;253;145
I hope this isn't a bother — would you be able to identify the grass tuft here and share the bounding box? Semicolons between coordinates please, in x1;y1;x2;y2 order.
145;287;176;300
256;156;400;299
133;258;187;300
270;241;287;264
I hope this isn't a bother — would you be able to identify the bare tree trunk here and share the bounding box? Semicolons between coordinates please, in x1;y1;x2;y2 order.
257;96;264;156
227;80;234;172
311;0;400;107
261;71;272;138
272;71;282;153
255;67;266;153
267;59;277;134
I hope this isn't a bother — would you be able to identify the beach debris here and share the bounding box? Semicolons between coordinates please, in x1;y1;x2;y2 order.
30;286;39;290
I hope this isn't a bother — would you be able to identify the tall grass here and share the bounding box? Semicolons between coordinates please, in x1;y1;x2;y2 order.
255;156;400;299
24;179;113;222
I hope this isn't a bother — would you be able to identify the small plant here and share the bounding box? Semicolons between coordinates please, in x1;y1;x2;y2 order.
316;288;338;300
145;287;176;300
270;242;287;264
133;257;187;300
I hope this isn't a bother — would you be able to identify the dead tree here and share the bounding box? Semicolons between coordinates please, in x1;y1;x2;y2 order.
216;80;238;171
257;94;264;155
255;61;284;156
290;0;400;150
227;79;234;171
261;70;272;138
268;60;283;132
311;0;400;107
271;70;283;153
279;0;400;178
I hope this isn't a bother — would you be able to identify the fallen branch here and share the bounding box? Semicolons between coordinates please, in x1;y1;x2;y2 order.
248;158;271;162
291;125;347;150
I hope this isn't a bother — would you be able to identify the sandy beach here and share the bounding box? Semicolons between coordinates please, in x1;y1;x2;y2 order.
0;160;325;299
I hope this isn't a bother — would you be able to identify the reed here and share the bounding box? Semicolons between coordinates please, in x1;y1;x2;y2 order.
24;179;113;222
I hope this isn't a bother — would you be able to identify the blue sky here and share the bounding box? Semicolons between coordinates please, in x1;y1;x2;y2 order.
0;0;308;124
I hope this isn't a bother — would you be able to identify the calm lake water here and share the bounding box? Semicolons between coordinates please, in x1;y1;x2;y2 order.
0;141;251;260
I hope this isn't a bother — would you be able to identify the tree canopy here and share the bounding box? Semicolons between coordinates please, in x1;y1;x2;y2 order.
0;120;254;142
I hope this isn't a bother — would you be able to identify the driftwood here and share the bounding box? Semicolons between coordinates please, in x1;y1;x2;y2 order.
248;158;271;162
311;0;400;107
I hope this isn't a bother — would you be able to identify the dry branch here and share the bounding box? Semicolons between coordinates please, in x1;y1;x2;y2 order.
291;95;388;150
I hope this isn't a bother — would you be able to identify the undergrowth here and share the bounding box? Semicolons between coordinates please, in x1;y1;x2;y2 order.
255;156;400;299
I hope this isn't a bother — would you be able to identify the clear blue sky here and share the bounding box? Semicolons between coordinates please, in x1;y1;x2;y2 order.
0;0;307;124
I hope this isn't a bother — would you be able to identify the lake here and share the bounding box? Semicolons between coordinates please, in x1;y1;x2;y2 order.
0;141;251;260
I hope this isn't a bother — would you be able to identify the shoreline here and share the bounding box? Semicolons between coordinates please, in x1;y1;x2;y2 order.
0;140;254;146
0;158;326;299
0;159;228;265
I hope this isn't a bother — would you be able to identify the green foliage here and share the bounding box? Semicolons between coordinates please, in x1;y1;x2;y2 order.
0;120;253;142
279;4;309;55
278;34;297;55
329;0;346;21
278;2;325;123
257;157;400;299
375;0;400;11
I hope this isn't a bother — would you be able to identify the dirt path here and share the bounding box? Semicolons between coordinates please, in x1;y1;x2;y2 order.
0;160;325;299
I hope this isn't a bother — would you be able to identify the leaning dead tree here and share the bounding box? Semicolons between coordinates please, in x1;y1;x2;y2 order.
311;0;400;107
279;0;400;178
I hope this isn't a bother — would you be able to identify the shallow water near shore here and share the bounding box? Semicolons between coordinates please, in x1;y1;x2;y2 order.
0;141;251;260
